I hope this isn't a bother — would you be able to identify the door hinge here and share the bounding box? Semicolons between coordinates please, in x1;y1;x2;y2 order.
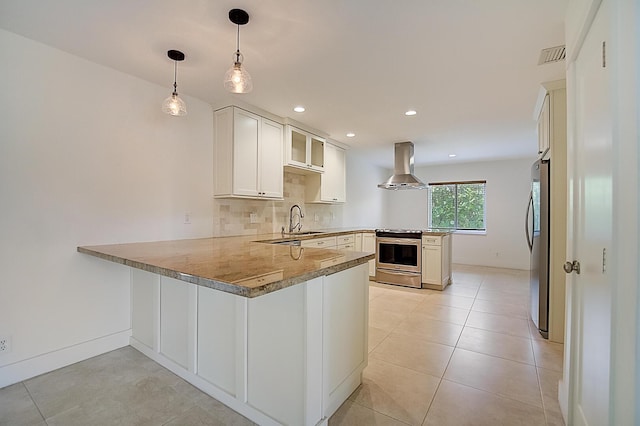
602;248;607;273
602;41;606;68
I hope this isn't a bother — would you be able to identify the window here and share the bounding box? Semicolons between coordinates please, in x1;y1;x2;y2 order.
428;181;486;231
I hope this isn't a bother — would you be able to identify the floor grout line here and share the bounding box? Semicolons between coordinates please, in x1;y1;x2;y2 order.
420;273;480;425
421;269;547;424
21;381;48;425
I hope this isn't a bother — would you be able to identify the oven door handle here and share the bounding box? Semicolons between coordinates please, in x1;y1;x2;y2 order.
378;238;421;245
377;269;421;277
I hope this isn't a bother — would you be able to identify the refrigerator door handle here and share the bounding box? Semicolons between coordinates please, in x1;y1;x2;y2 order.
525;191;534;252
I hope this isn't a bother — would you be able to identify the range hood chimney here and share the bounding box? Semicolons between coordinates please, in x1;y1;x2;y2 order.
378;142;427;190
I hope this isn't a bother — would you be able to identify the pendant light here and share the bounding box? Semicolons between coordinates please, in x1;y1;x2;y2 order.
162;50;187;116
224;9;253;94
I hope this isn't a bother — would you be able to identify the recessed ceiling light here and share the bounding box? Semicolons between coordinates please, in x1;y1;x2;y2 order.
405;110;417;116
448;154;457;158
346;132;355;138
293;106;305;113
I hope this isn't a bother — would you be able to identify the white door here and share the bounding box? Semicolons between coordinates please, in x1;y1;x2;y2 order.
233;108;260;196
566;1;612;424
259;118;284;198
322;143;344;202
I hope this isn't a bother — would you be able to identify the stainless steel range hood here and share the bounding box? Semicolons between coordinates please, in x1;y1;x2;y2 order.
378;142;427;190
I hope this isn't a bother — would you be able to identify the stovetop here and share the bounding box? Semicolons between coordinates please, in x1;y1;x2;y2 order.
375;229;423;238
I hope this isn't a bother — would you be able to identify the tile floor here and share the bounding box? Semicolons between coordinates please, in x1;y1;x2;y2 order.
0;265;565;426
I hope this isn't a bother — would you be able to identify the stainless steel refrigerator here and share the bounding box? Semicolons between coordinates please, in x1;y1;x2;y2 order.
525;159;549;339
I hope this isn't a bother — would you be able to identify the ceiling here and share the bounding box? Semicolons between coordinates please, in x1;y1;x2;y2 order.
0;0;567;167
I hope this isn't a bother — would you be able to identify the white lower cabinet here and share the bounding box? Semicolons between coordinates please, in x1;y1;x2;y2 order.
361;232;376;278
422;245;442;284
336;234;355;251
421;234;452;290
131;269;159;351
130;264;369;426
247;283;307;425
354;233;363;251
323;265;368;416
159;277;195;369
197;288;238;396
301;236;337;248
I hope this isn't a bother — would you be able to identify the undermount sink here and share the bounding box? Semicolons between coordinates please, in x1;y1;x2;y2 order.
271;240;301;246
282;231;324;236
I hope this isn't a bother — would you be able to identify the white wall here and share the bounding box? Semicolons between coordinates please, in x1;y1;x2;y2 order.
343;148;388;228
382;158;536;269
0;29;213;384
416;156;535;269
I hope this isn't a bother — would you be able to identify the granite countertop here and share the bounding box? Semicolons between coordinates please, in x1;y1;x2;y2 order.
420;229;454;236
78;230;375;298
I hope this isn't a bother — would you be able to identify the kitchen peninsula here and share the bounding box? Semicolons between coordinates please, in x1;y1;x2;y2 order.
78;232;373;426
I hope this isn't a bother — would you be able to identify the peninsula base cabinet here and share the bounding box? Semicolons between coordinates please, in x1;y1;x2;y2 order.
421;234;452;291
361;232;376;279
130;264;369;426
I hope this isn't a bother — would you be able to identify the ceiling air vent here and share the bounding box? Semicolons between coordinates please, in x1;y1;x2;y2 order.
538;45;566;65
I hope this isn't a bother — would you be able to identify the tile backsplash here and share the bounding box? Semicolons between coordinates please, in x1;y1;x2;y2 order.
213;172;343;236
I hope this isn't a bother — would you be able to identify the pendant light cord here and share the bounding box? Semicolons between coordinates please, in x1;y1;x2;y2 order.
173;60;178;95
235;24;241;61
236;24;240;52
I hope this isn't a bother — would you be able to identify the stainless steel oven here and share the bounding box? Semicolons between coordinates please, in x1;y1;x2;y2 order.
375;230;422;288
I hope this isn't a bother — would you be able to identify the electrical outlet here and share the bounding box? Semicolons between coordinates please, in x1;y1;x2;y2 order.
0;336;11;354
314;213;319;222
250;213;258;224
184;212;191;224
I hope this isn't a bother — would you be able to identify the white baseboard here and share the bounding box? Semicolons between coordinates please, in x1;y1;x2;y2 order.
558;378;569;424
324;364;365;419
0;330;131;388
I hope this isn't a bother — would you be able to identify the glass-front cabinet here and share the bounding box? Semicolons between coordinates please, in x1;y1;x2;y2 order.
285;125;325;173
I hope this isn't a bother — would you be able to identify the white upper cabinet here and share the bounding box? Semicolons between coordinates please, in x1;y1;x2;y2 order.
537;94;551;157
306;142;346;203
284;125;325;173
258;119;284;198
535;80;565;160
214;106;283;200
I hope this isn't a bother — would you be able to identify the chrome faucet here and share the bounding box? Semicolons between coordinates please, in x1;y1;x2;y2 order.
288;204;304;233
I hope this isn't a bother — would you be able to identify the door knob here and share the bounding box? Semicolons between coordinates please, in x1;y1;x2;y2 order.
563;260;581;274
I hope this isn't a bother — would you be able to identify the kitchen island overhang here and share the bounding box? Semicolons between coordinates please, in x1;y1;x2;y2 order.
78;235;373;297
78;235;373;426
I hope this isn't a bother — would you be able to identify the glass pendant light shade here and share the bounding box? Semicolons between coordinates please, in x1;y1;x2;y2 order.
163;50;187;116
225;9;253;94
162;92;187;116
224;52;253;93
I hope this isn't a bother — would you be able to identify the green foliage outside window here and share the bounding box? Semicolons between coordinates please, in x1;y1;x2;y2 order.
429;182;486;231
